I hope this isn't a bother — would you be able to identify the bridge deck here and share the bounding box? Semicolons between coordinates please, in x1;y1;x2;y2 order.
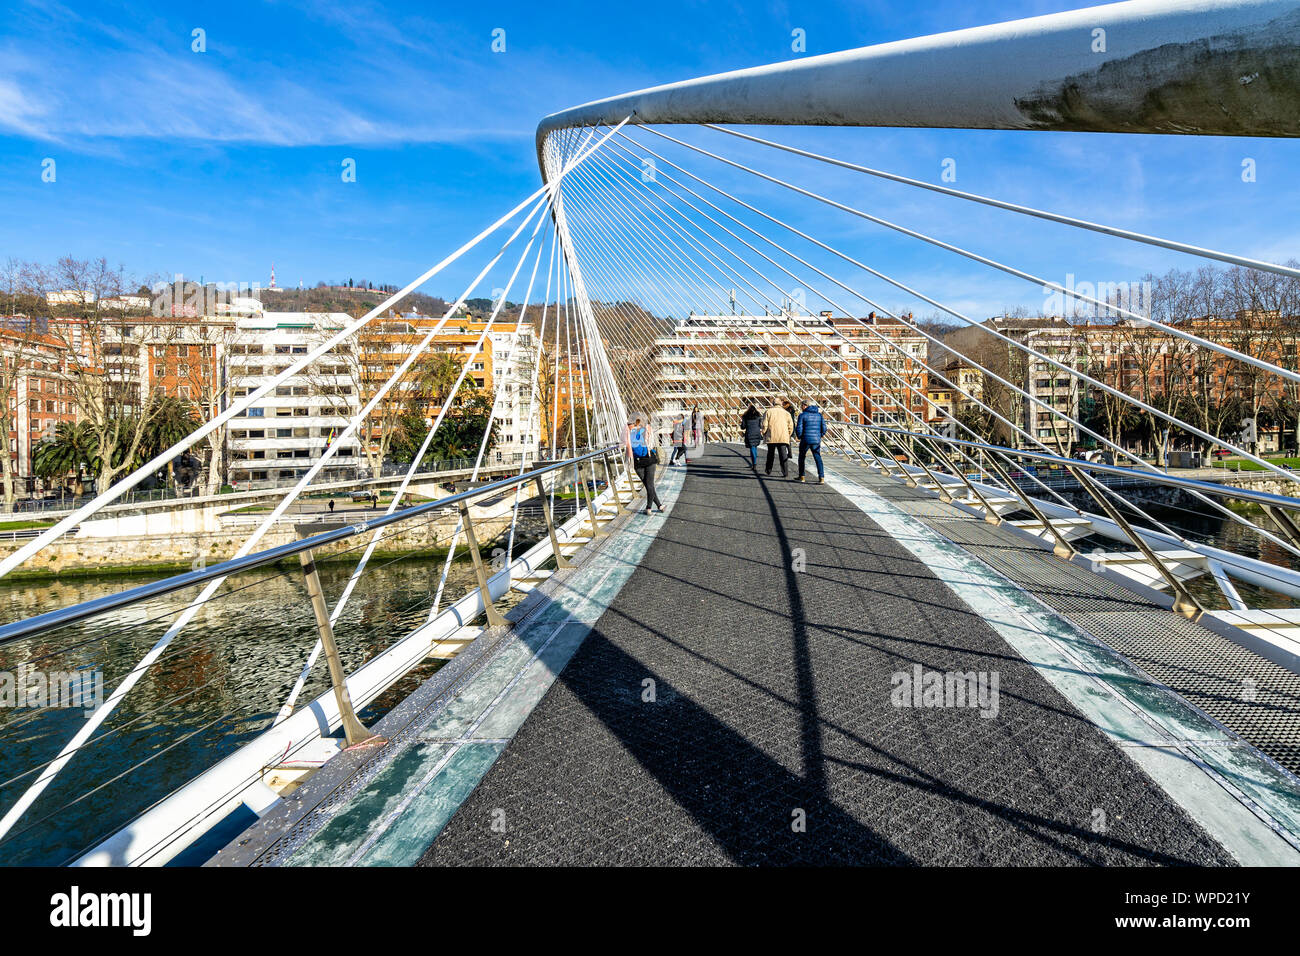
414;445;1242;865
225;443;1300;867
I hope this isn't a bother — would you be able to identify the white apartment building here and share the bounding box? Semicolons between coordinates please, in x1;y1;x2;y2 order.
487;326;542;466
653;313;846;421
226;311;363;485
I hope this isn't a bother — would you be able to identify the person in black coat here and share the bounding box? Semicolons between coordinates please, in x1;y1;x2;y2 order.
740;403;763;468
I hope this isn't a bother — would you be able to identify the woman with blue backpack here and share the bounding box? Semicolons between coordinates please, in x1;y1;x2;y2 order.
625;415;663;514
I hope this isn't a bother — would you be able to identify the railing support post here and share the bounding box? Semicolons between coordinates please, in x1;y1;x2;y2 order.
297;550;381;748
578;458;609;538
860;426;900;477
602;451;625;511
458;501;509;627
1263;504;1300;553
1067;466;1202;620
916;434;1001;520
982;450;1077;558
534;475;573;568
900;434;953;502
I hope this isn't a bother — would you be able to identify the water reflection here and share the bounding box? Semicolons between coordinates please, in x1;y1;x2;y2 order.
0;547;531;866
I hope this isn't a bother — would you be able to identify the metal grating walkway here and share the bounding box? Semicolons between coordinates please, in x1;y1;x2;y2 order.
418;445;1239;866
848;467;1300;778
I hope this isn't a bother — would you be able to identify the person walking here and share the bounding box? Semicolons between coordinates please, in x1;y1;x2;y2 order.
740;403;763;468
796;399;827;484
328;497;335;515
690;405;702;446
669;412;688;466
783;399;798;469
761;397;794;477
626;415;663;514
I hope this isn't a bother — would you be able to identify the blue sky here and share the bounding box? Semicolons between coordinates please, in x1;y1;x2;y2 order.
1;0;1296;320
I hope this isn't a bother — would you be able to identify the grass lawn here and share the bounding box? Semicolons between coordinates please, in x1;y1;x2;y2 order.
1210;457;1300;471
0;519;55;530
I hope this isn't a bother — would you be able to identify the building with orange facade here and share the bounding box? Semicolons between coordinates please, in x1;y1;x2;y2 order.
357;313;544;467
825;312;929;428
0;329;81;493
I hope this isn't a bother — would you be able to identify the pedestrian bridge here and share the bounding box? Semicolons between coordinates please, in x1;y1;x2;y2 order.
1;0;1299;867
213;444;1300;867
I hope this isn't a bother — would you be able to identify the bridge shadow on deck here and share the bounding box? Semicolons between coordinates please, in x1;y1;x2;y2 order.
420;445;1232;866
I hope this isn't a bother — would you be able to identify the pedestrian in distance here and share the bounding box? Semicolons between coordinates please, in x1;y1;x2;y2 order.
740;402;763;468
328;497;335;514
669;412;688;466
691;405;702;446
761;398;795;477
626;415;664;515
783;399;799;471
796;399;827;484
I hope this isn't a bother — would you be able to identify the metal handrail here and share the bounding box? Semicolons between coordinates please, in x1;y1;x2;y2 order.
0;445;620;647
825;421;1300;512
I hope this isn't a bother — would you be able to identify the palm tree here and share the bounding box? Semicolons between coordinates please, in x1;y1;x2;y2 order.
33;421;98;495
142;395;201;460
136;395;202;487
416;352;464;409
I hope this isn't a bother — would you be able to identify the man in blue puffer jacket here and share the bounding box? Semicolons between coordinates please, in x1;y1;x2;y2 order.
795;400;826;484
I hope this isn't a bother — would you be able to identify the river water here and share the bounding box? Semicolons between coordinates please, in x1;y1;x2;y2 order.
0;547;534;866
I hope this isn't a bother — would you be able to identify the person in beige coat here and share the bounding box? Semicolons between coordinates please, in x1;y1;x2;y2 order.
760;399;795;477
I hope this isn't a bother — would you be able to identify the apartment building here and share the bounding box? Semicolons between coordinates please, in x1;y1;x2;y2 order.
101;316;234;409
925;358;985;427
1;330;80;490
385;315;543;466
653;313;846;424
826;312;929;427
226;312;363;485
943;315;1080;452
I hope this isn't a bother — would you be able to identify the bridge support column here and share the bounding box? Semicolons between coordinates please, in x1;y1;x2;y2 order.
297;550;382;748
459;501;509;628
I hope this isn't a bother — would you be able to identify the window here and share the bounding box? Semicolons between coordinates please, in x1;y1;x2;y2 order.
246;408;264;418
